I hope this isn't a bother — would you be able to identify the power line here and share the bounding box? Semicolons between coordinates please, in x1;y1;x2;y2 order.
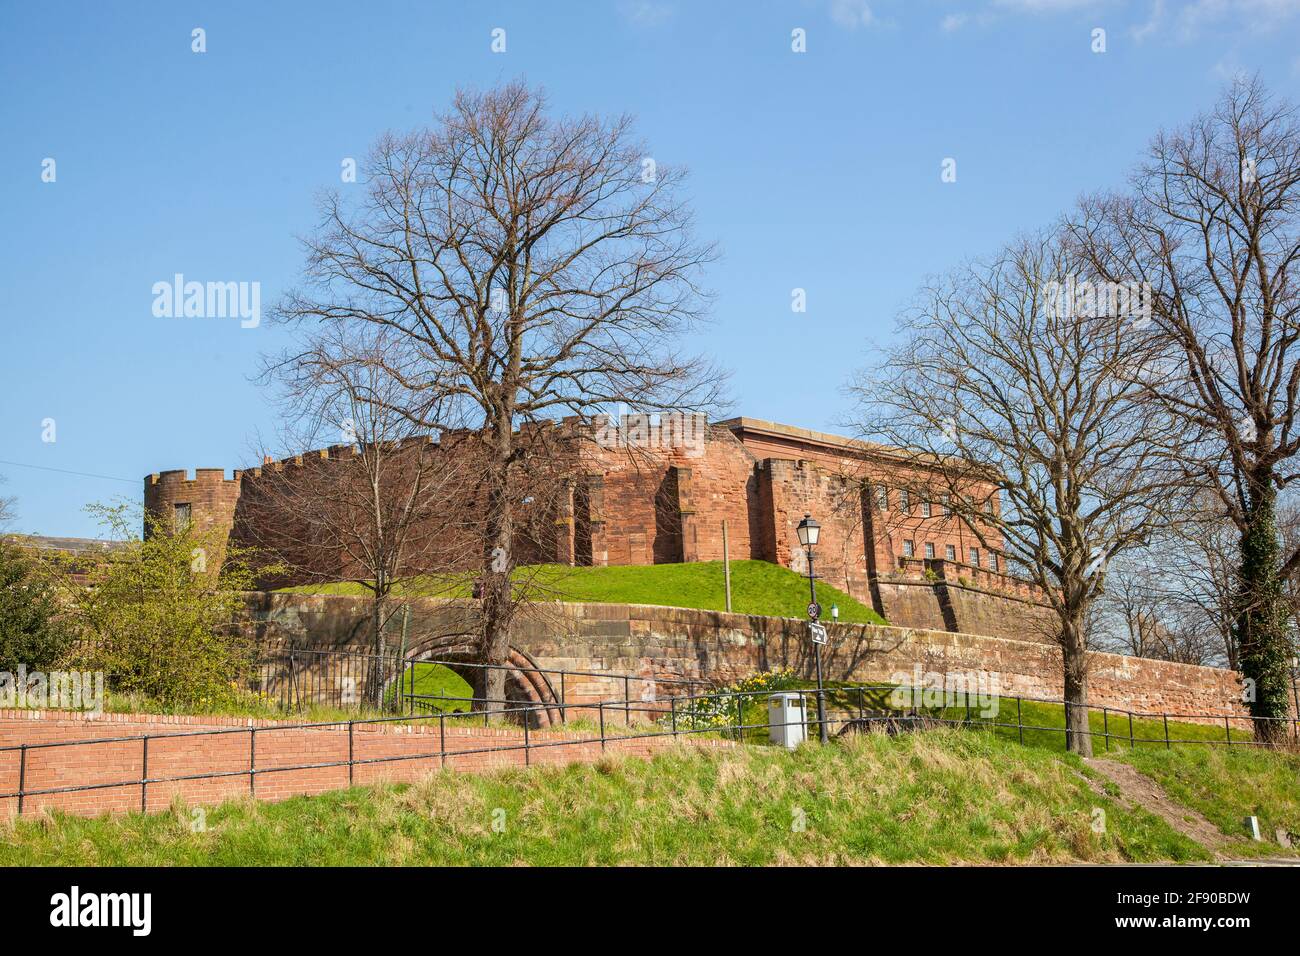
0;458;137;485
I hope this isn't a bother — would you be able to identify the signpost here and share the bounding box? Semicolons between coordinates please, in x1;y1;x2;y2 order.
809;622;828;645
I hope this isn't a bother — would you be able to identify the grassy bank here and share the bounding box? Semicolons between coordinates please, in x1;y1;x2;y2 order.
1119;745;1300;848
717;680;1255;751
278;559;886;625
0;729;1223;866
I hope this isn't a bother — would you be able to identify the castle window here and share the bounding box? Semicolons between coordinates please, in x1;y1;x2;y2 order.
945;544;956;561
174;503;192;531
940;495;950;515
876;487;888;511
990;552;1000;572
902;539;915;558
899;489;910;513
924;542;935;559
969;547;980;567
920;500;932;518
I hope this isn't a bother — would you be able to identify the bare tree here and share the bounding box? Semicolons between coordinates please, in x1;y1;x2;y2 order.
273;82;723;704
1095;557;1168;659
1094;543;1230;667
0;477;15;530
249;326;468;702
1067;78;1300;738
1157;506;1239;668
850;232;1193;755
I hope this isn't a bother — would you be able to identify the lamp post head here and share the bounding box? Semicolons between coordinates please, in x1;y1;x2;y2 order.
831;603;839;621
796;513;820;548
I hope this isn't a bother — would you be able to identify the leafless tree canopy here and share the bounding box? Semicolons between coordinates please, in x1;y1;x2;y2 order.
851;231;1195;755
277;81;723;429
1067;77;1300;735
271;81;724;702
0;481;14;531
249;327;470;696
1068;78;1300;543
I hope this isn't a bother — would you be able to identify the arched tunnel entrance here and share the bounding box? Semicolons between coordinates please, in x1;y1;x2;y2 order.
397;640;564;728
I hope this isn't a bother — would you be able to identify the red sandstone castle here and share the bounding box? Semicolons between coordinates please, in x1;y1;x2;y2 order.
144;417;1053;640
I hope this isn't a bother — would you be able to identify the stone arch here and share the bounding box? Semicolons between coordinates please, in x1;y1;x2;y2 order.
401;636;564;728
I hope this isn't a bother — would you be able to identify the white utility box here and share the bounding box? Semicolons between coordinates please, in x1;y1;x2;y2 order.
768;692;807;749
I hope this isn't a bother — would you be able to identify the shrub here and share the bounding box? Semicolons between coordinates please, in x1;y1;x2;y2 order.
667;668;801;732
0;540;74;672
63;503;267;710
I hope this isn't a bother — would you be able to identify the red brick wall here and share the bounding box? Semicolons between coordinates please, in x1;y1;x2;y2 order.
0;709;731;819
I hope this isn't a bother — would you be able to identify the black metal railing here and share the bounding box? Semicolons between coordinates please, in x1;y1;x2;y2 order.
247;646;715;721
3;666;1296;818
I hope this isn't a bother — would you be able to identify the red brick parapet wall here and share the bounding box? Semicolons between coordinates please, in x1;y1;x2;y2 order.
0;709;730;819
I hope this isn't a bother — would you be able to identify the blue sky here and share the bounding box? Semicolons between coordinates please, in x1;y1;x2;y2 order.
2;0;1299;538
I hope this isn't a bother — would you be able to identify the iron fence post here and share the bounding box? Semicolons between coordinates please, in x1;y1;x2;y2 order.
670;696;677;736
348;720;355;786
141;737;149;813
18;743;27;816
560;672;567;724
1129;712;1135;750
1163;714;1170;750
1225;715;1231;746
249;728;256;795
1017;697;1023;745
1102;708;1109;752
439;712;446;769
524;709;531;767
598;702;606;753
624;676;631;726
1063;700;1070;750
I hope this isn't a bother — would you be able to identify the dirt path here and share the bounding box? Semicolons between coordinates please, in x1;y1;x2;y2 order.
1083;758;1232;856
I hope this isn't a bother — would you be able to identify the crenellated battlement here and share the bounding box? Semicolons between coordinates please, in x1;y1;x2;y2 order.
147;467;241;486
143;467;243;543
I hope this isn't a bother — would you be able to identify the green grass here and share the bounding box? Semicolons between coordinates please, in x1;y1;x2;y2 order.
0;729;1217;866
278;559;887;625
1118;745;1300;851
386;663;474;714
709;679;1255;752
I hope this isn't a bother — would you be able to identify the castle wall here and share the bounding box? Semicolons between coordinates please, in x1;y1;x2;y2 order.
235;593;1251;724
579;426;761;566
144;468;242;538
145;418;1055;642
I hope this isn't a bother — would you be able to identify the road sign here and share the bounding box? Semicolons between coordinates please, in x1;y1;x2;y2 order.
807;601;821;620
809;622;828;645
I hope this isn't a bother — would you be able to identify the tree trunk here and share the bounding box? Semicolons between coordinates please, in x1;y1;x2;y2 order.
368;589;387;710
1060;609;1093;757
1235;475;1292;744
479;423;515;714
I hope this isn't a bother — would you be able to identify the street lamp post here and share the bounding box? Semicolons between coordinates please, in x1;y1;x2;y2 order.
796;514;829;744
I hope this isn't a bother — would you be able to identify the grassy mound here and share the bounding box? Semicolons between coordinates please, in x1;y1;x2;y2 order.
0;729;1243;866
278;559;886;625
